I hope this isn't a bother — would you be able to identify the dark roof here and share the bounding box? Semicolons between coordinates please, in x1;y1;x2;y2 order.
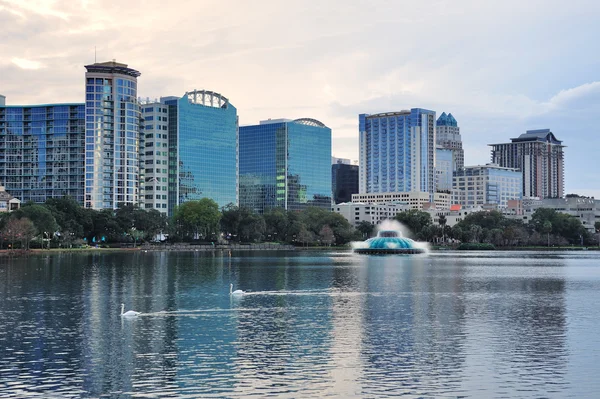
511;129;562;144
84;61;141;78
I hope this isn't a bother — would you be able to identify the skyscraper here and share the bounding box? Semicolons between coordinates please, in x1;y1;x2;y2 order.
490;129;565;199
140;101;169;213
0;100;85;203
359;108;436;199
84;61;142;209
149;90;238;216
332;158;359;204
239;118;332;213
436;112;464;170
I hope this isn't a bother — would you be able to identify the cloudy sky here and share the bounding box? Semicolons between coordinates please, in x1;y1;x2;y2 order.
1;0;599;196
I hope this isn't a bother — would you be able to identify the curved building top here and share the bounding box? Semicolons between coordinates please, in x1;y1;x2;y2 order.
84;61;141;78
293;118;327;128
184;90;230;109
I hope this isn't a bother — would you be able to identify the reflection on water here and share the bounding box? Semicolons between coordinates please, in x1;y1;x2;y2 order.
1;251;600;397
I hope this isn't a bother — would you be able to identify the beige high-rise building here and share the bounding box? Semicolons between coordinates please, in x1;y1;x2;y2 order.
489;129;565;199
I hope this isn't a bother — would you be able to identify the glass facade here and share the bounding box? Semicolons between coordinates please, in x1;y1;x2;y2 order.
162;91;237;216
240;119;332;213
435;147;453;192
0;104;85;203
84;61;141;209
453;165;522;208
332;163;359;204
359;108;436;198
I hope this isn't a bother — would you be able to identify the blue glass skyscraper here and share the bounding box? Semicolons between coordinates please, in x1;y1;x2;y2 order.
359;108;436;199
239;118;332;213
0;100;85;203
84;61;141;209
157;90;237;216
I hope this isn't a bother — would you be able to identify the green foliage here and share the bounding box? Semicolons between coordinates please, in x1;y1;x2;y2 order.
14;204;58;237
530;208;589;244
394;210;432;238
356;221;375;239
173;198;221;241
221;204;266;242
300;207;354;245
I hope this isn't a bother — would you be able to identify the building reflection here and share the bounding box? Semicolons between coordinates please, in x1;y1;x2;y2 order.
0;252;571;398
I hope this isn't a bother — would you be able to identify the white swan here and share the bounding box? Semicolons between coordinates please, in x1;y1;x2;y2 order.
121;303;141;317
230;283;244;296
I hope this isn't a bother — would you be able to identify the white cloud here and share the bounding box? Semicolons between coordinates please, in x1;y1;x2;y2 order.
11;57;44;70
0;0;599;194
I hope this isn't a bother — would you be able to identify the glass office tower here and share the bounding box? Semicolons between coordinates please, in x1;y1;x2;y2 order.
0;101;85;203
239;118;332;213
84;61;141;209
159;90;238;216
359;108;436;199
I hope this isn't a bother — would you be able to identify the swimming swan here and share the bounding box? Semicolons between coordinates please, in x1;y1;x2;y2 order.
121;303;141;317
230;283;244;296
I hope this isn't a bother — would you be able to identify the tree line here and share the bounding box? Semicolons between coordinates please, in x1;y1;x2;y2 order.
0;197;360;249
388;208;597;247
1;196;595;250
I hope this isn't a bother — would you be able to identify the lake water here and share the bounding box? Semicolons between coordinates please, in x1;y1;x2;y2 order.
1;250;600;398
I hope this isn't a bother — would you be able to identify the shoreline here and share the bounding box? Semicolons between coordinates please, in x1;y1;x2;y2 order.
1;245;597;256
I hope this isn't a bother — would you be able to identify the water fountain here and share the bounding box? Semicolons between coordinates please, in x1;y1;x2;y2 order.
352;220;427;255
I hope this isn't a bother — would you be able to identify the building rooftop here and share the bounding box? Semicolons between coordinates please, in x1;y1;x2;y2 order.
437;112;458;127
511;129;562;144
84;60;141;78
489;129;564;146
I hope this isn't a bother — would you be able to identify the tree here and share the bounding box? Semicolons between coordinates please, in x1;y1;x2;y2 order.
14;204;58;248
45;196;92;240
263;208;289;240
297;226;314;247
394;210;432;238
319;225;335;246
299;207;354;246
541;221;552;247
438;215;447;243
89;209;120;244
2;217;36;250
470;225;483;243
221;205;266;242
173;198;221;241
356;221;375;239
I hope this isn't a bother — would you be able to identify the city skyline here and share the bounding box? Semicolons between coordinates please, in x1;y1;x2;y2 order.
1;0;599;197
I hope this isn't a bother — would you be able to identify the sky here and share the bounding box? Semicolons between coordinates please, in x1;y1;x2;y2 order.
1;0;599;197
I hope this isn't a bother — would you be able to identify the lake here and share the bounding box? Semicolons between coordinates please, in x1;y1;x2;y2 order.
1;250;600;398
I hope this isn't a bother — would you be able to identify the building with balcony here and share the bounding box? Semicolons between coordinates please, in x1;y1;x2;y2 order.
0;99;85;203
359;108;436;200
490;129;565;199
240;118;332;213
84;61;142;209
